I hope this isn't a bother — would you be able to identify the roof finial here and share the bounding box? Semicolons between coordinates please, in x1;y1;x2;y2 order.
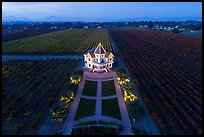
94;43;106;54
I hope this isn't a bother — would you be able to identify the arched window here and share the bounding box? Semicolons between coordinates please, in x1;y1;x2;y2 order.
109;57;112;61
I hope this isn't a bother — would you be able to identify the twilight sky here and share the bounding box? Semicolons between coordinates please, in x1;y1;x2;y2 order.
2;2;202;20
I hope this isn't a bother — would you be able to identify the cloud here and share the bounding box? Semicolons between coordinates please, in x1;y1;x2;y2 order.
2;2;67;18
2;2;202;20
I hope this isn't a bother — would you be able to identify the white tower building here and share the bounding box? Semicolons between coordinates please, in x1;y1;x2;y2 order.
83;43;114;72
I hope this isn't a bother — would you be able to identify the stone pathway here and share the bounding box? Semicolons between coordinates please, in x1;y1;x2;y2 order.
61;74;86;135
112;73;132;135
95;81;102;116
62;71;132;135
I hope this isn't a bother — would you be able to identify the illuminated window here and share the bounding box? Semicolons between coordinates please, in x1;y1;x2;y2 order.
88;58;90;61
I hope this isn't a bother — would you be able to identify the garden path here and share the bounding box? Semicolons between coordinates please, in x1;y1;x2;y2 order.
62;71;132;135
61;73;86;135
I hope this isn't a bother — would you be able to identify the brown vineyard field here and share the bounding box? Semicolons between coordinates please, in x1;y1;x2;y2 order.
109;28;202;135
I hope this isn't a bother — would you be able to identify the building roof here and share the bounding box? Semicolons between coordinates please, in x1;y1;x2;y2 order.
84;48;95;55
90;51;95;58
105;51;111;57
84;43;114;58
94;43;106;54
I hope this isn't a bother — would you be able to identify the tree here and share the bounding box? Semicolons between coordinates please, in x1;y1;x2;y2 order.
172;28;180;33
148;21;153;29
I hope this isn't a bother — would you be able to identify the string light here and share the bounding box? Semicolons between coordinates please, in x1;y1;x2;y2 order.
51;92;75;122
117;72;138;102
70;76;81;84
124;90;138;102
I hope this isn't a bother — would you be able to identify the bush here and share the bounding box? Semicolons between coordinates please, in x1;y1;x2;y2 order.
172;28;181;33
73;69;83;76
27;93;35;102
14;123;23;132
32;102;39;110
74;121;97;126
7;113;14;123
53;131;60;135
116;68;126;74
72;125;121;135
66;83;72;90
98;120;122;127
2;110;6;116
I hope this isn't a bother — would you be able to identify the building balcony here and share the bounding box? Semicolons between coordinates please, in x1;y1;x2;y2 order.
92;60;114;66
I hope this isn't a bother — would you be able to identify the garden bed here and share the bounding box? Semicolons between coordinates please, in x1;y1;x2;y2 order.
102;80;116;96
75;98;96;120
82;80;97;96
73;120;122;128
71;125;121;135
102;98;121;120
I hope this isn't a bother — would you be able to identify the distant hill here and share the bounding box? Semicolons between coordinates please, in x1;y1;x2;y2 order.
2;16;202;22
3;16;33;22
38;16;93;22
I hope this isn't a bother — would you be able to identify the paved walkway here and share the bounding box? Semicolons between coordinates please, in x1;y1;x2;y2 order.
113;73;132;135
61;74;86;135
95;81;102;116
62;71;132;135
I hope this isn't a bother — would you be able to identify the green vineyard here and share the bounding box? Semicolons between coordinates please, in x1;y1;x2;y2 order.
2;28;113;55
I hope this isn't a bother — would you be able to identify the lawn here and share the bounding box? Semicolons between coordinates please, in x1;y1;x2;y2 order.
75;98;96;120
102;80;116;96
102;98;121;120
82;80;97;96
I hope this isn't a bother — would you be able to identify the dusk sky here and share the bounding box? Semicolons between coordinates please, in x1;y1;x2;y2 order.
2;2;202;20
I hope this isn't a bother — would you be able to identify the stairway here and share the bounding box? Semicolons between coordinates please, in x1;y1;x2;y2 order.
106;67;110;72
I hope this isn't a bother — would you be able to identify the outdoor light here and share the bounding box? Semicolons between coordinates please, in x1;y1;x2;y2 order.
70;76;81;84
124;90;138;102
